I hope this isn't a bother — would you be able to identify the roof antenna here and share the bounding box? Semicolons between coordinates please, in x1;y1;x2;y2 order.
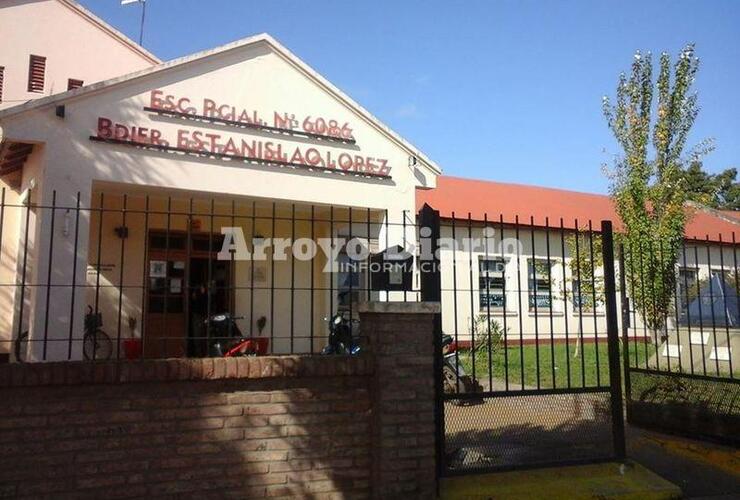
121;0;147;46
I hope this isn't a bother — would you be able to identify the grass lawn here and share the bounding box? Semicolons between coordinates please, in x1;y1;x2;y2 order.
458;341;649;390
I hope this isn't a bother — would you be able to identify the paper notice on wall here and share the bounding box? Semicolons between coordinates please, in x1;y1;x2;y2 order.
150;260;166;277
87;263;115;276
170;278;182;294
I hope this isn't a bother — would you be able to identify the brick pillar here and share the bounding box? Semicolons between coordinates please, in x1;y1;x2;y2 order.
359;301;439;499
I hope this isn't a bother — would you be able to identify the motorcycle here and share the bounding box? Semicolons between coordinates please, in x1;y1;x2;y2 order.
441;334;482;402
205;313;268;357
321;312;361;355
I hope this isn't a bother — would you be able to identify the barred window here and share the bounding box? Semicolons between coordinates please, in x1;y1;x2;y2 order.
479;258;506;310
528;259;552;310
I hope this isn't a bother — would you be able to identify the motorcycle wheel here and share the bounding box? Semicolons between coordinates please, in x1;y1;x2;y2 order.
442;365;460;395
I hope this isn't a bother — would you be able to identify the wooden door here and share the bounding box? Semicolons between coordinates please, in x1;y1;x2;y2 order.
144;232;187;358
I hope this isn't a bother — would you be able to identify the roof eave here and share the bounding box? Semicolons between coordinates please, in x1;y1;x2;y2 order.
0;33;442;176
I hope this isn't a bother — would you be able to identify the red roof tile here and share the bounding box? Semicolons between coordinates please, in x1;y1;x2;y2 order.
720;210;740;221
416;176;740;243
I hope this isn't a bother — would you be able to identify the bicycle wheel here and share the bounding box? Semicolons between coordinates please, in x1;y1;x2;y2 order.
83;329;113;361
14;330;28;363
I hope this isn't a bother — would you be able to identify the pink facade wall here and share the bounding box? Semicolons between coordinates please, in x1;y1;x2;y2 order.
0;0;158;109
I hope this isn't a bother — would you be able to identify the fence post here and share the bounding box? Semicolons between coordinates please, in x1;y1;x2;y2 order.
418;203;444;482
601;220;626;459
618;243;632;422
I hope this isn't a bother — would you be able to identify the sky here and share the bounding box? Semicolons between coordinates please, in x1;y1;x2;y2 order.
79;0;740;194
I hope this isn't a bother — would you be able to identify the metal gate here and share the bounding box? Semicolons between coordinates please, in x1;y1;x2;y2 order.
619;238;740;445
419;206;625;476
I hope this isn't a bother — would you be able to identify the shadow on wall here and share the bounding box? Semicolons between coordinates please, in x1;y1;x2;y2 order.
0;361;373;497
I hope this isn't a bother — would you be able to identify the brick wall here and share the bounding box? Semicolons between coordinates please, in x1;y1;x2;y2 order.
360;302;438;499
0;356;373;499
0;303;439;499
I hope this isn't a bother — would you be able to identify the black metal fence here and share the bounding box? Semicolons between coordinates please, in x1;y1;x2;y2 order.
1;187;421;362
3;185;737;460
620;237;740;444
420;205;625;475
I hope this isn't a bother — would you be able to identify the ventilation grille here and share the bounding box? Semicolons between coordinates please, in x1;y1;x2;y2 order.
67;78;84;91
28;55;46;93
0;67;4;102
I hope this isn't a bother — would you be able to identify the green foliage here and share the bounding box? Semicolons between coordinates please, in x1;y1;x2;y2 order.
459;342;649;389
683;162;740;210
470;316;505;355
564;229;604;311
603;45;709;331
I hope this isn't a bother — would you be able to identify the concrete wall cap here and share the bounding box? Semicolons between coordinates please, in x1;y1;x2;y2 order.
357;301;440;314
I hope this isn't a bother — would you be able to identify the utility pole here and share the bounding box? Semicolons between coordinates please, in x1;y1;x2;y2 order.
121;0;147;46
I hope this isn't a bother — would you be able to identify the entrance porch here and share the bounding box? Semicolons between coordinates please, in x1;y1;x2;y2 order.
6;181;411;362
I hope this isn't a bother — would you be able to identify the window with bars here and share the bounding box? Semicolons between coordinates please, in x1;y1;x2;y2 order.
28;55;46;93
479;258;506;310
67;78;84;90
0;66;4;102
528;259;553;310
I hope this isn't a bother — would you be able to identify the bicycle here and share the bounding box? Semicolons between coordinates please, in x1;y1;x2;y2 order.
13;305;112;362
83;305;112;361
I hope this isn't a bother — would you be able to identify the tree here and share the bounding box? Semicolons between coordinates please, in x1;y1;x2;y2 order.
714;168;740;210
565;228;604;357
683;161;716;206
683;161;740;210
602;45;710;336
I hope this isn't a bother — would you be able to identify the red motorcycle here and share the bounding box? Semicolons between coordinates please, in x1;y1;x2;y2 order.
205;314;269;357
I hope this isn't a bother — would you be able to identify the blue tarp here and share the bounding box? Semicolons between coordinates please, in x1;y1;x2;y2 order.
684;274;739;327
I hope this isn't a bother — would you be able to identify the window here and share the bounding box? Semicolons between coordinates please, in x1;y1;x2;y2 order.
479;258;506;310
0;66;4;102
528;259;552;310
67;78;84;90
572;278;603;312
28;55;46;93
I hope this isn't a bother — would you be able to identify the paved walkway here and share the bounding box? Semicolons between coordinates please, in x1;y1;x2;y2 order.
439;426;739;499
440;460;681;499
626;426;740;499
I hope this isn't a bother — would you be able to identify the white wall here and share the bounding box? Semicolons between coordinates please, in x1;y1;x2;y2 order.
438;224;739;351
0;39;430;360
0;0;156;109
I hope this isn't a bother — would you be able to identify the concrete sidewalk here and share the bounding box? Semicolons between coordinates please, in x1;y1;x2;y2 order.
626;426;740;499
439;427;739;499
439;460;681;499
